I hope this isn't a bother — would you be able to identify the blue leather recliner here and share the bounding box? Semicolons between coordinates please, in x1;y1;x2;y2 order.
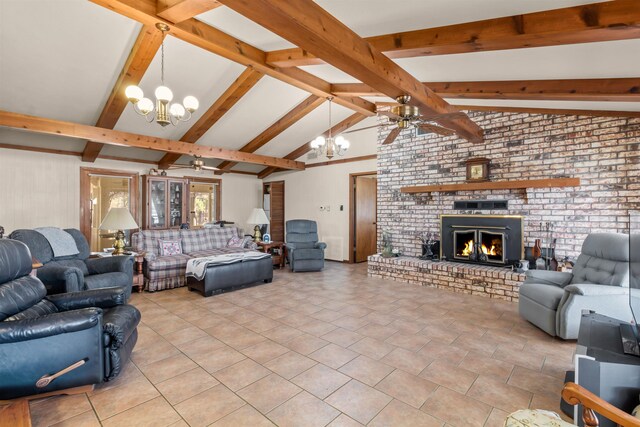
0;239;141;399
285;220;326;272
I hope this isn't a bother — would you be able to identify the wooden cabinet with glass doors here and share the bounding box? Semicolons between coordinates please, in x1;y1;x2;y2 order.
142;176;188;229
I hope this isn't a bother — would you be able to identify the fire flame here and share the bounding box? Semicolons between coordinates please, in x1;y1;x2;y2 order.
460;239;498;257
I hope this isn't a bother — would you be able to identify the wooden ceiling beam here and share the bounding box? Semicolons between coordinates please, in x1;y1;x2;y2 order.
257;112;367;179
157;0;221;23
82;24;164;162
218;94;324;171
267;0;640;67
158;67;263;169
216;0;483;144
0;110;305;170
332;78;640;102
453;104;640;118
90;0;376;117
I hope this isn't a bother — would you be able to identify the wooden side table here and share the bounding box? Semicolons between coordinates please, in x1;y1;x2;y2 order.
257;241;286;269
132;254;145;293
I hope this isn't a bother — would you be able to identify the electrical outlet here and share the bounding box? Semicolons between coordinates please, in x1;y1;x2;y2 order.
326;205;331;212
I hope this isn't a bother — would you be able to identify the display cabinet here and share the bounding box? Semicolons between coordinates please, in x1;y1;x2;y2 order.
142;176;188;229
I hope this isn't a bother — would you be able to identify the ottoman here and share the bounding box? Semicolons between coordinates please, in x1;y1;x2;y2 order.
187;256;274;297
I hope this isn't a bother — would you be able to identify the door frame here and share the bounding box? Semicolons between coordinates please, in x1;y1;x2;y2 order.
185;176;222;224
348;171;377;264
80;167;139;243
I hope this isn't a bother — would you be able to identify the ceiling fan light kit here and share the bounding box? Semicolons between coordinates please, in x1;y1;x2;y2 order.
126;23;199;127
310;97;350;159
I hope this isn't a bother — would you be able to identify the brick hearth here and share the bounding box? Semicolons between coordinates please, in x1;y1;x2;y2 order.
368;255;526;301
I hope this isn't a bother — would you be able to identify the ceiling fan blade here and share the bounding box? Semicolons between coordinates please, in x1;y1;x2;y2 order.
417;123;456;136
382;127;401;145
167;165;189;170
377;110;403;121
344;124;381;134
201;165;220;171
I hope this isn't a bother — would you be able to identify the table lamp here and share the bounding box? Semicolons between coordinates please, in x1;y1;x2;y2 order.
99;208;139;255
246;208;269;242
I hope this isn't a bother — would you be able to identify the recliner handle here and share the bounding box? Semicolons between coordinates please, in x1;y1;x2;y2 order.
36;358;87;388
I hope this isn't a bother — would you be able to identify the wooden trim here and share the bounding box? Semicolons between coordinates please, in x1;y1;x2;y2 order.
401;178;581;194
79;167;140;244
89;0;376;117
348;171;377;264
185;176;222;222
456;104;640;119
218;94;324;171
159;68;264;168
267;0;640;67
83;25;165;162
562;382;640;427
257;112;368;179
0;143;159;165
333;78;640;102
306;154;377;168
216;0;483;144
157;0;221;23
0;110;305;170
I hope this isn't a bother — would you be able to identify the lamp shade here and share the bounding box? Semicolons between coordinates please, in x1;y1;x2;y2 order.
246;208;269;225
99;208;139;230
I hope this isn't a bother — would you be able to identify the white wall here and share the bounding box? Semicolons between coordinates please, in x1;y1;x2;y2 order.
265;125;377;261
0;148;262;234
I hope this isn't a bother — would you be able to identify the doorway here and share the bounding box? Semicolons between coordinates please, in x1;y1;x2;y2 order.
349;172;377;263
80;168;139;252
187;176;221;228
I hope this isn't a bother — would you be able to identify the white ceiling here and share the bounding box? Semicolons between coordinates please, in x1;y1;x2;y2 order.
0;0;636;173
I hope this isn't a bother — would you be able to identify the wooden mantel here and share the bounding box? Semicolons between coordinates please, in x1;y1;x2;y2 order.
400;177;580;193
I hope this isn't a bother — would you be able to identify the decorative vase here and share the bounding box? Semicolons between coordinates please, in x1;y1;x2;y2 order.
532;239;542;259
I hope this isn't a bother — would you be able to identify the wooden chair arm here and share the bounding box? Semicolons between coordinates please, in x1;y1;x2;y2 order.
562;382;640;427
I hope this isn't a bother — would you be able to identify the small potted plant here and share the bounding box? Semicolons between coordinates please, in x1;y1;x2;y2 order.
419;231;439;260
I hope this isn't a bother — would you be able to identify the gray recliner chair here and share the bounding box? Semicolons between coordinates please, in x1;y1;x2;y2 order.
285;220;326;272
519;233;631;340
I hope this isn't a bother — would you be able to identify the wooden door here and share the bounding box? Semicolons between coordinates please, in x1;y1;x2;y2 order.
355;176;377;263
268;181;285;242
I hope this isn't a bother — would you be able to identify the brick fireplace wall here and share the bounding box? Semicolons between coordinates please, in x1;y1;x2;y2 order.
377;111;640;260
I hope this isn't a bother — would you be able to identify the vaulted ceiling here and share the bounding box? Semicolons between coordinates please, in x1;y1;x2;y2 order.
0;0;638;177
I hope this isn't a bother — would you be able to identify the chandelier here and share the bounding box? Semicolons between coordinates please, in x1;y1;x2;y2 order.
125;23;199;127
310;97;350;159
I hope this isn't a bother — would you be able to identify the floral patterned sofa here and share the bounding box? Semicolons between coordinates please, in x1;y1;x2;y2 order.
132;226;253;292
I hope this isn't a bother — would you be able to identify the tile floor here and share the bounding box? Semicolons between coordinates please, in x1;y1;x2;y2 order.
25;262;576;427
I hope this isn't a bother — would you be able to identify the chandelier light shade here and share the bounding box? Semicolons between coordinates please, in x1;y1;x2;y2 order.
310;97;350;159
126;23;198;127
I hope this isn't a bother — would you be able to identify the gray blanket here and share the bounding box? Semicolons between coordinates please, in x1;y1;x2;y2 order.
35;227;79;257
186;251;271;281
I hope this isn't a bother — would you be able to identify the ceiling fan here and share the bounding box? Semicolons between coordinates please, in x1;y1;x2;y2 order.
376;95;464;145
153;155;219;175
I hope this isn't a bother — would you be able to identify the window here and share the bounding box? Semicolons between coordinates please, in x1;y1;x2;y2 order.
189;180;220;227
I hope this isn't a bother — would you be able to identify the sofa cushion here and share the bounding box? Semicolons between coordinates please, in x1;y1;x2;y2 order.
0;276;48;321
292;248;324;260
54;259;89;276
519;283;565;310
140;230;181;256
186;247;252;258
180;229;210;253
147;254;190;271
205;227;237;249
62;229;91;261
159;239;183;256
8;229;55;264
84;272;130;290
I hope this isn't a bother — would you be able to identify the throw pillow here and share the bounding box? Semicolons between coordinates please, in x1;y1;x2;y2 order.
159;239;182;256
241;236;253;248
227;236;244;248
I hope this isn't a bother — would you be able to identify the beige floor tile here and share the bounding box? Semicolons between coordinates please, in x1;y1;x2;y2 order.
89;375;159;420
421;386;492;427
284;333;330;355
493;344;546;370
309;343;360;369
356;324;398;341
384;332;430;352
327;414;364;427
138;353;198;384
459;353;515;382
322;328;364;347
198;345;247;373
291;363;351;399
311;308;346;322
101;396;181;427
418;340;468;365
267;391;340;427
163;326;209;346
333;315;370;331
174;384;245;427
325;380;392;425
381;347;432;375
131;338;181;367
244;315;283;333
265;351;317;379
298;319;339;336
530;393;572;422
242;339;290;364
176;335;225;359
484;408;510;427
467;375;533;413
211;405;276;427
508;366;565;397
261;324;305;344
419;359;479;394
369;399;443;427
48;409;100;427
237;373;302;413
31;394;93;427
156;367;219;405
338;355;395;386
213;358;272;391
348;337;396;360
375;369;438;409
